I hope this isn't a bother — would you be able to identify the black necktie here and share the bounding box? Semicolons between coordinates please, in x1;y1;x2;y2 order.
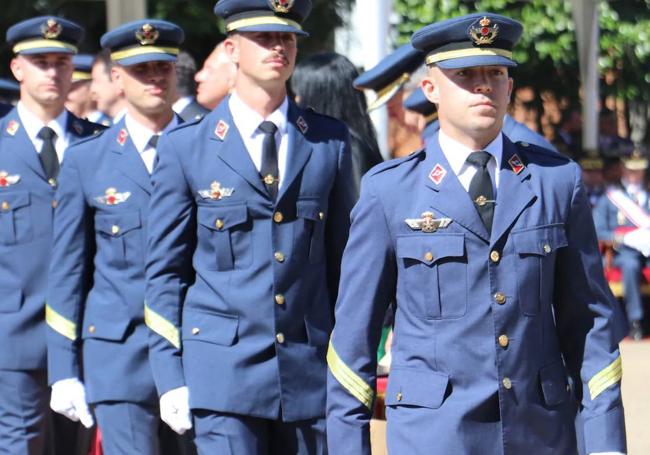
466;151;494;233
149;134;159;148
259;121;279;200
37;126;59;180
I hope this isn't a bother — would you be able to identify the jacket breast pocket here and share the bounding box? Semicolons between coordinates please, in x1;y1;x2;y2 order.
0;191;32;245
512;223;567;316
396;234;466;319
385;367;450;409
95;211;143;268
197;203;251;271
294;198;325;264
182;309;239;346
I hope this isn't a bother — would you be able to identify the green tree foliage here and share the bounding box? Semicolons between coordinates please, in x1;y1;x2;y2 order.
393;0;650;103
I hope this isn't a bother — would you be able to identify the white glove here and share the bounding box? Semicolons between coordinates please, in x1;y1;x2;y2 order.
622;227;650;256
50;378;94;428
160;386;192;435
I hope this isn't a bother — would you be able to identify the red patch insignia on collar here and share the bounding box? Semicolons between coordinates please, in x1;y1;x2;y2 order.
429;163;447;185
215;120;229;140
117;128;128;146
297;116;308;134
508;154;525;175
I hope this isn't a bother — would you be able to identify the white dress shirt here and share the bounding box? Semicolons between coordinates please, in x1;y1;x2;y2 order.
172;96;193;115
124;114;179;174
229;91;289;189
438;129;502;195
17;102;70;164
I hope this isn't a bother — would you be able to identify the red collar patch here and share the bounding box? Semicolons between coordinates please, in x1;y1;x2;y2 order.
297;116;308;135
117;128;128;146
215;120;229;140
508;154;525;175
6;120;19;136
429;163;447;185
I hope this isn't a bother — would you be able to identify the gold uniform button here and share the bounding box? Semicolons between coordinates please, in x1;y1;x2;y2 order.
275;294;285;305
498;335;509;348
1;201;9;210
191;327;200;335
274;252;285;263
111;225;120;235
502;377;512;390
51;200;58;209
543;244;551;254
490;251;500;263
396;392;403;402
273;212;284;223
215;219;224;230
88;325;96;334
424;252;434;262
276;333;285;344
48;178;57;187
319;212;325;220
494;292;506;305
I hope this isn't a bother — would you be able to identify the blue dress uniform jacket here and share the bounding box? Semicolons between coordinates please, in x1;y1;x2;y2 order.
0;108;100;371
145;98;354;421
327;132;627;455
46;118;169;405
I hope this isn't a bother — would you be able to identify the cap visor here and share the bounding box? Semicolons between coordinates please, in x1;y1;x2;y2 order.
115;53;178;66
435;55;516;69
17;47;75;55
236;24;308;37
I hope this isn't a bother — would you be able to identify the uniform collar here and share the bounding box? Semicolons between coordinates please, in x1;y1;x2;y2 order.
438;128;502;175
172;96;193;115
124;113;179;154
228;91;288;139
17;101;68;142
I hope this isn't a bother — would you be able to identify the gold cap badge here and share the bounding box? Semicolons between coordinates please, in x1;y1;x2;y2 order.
136;23;159;45
268;0;294;13
469;16;499;45
41;19;62;39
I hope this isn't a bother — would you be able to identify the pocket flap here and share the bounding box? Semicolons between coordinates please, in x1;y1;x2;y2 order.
95;211;141;236
0;191;30;211
539;361;569;406
197;204;248;231
182;309;239;346
396;234;464;263
512;224;568;255
296;199;321;221
82;313;130;341
384;368;449;408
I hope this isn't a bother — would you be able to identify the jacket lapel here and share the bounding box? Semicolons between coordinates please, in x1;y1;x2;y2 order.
111;120;152;194
425;136;490;242
490;136;536;244
2;112;47;180
210;102;268;196
278;103;312;201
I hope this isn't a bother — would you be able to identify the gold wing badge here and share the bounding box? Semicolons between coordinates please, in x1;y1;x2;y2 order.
405;212;452;233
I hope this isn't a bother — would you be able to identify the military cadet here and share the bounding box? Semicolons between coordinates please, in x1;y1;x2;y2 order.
594;153;650;341
144;0;354;453
172;51;209;122
327;12;627;455
194;41;236;110
0;16;100;454
65;54;95;119
46;19;185;455
579;156;606;209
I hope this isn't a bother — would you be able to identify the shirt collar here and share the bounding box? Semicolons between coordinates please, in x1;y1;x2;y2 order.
124;114;179;154
172;96;193;114
17;101;68;142
229;91;288;139
438;129;503;174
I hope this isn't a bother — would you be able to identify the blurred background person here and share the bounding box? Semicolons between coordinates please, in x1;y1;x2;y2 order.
353;44;425;158
403;86;438;145
194;41;236;111
578;155;606;209
291;52;383;197
65;54;95;119
88;49;126;126
172;50;209;122
0;77;20;105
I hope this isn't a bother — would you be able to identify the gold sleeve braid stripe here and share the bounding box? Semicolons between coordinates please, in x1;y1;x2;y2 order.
45;304;77;341
588;356;622;400
144;304;180;349
327;341;374;410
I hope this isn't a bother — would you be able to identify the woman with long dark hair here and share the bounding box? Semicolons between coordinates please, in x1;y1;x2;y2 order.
291;52;384;196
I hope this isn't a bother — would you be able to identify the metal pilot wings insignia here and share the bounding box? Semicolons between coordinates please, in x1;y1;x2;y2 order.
405;211;452;233
469;16;499;45
198;181;234;200
95;187;131;205
0;171;20;187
